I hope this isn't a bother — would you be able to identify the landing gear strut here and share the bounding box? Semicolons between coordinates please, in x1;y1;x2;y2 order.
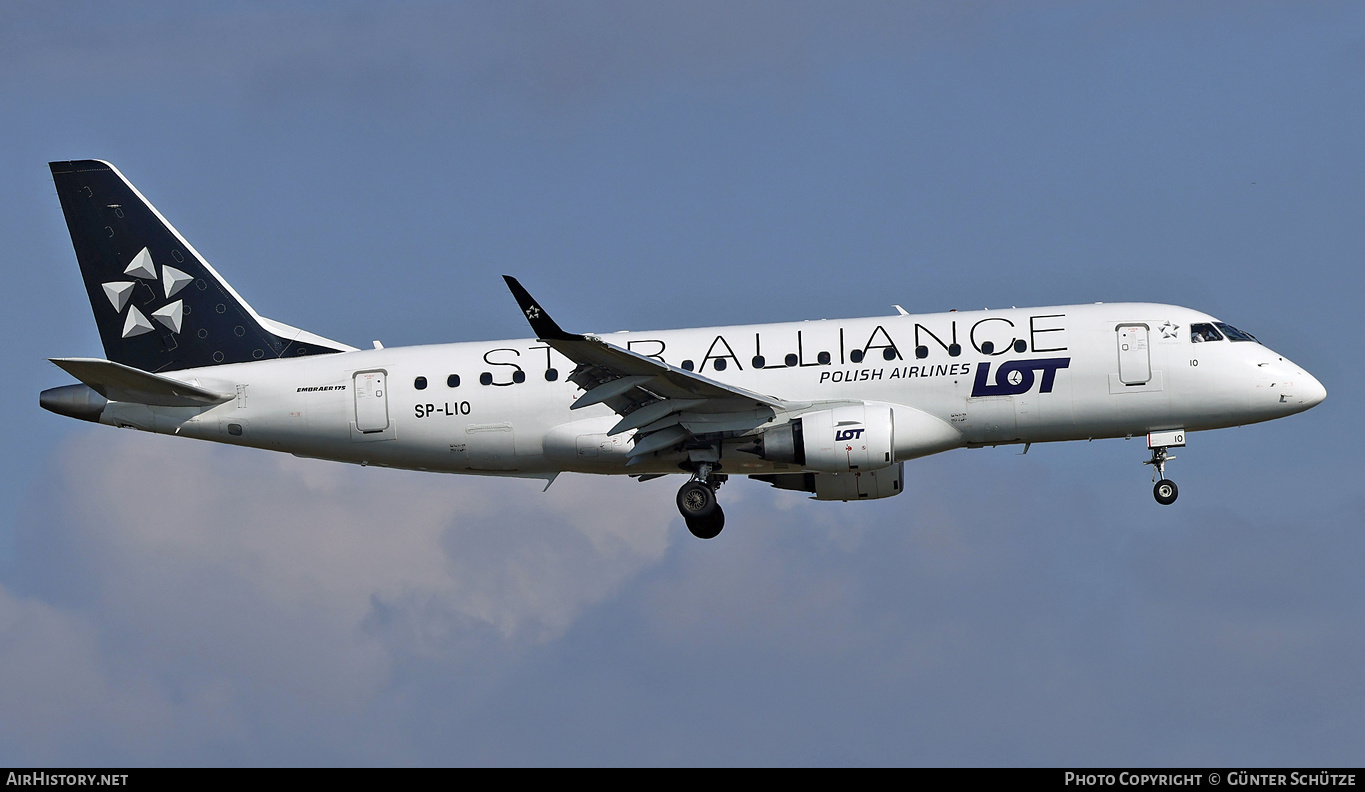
678;463;727;539
1144;445;1179;506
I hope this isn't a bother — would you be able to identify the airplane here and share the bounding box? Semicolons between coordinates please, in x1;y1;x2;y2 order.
39;160;1327;539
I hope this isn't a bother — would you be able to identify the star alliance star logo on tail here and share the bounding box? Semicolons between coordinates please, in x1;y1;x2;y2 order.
102;247;192;339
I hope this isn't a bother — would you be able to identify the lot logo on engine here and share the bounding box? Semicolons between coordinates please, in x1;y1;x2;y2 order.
835;427;865;442
971;358;1070;397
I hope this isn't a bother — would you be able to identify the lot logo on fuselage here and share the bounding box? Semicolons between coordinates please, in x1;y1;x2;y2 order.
971;357;1070;397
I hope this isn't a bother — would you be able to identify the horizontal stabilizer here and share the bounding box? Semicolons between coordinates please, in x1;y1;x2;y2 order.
50;357;232;407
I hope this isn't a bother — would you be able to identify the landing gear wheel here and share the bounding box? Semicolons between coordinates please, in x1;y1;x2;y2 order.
1144;444;1181;506
677;481;718;520
685;506;725;539
1153;479;1179;506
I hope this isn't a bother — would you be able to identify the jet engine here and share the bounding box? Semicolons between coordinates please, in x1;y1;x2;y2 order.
748;403;895;473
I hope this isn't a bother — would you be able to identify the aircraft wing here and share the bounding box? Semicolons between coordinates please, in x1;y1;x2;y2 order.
503;276;792;463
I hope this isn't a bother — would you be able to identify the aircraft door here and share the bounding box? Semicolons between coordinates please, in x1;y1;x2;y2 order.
353;370;389;433
1116;324;1151;385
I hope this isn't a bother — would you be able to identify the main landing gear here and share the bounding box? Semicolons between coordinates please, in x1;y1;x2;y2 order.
1144;444;1179;506
677;463;727;539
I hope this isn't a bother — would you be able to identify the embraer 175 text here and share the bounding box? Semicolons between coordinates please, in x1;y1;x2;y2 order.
41;161;1326;539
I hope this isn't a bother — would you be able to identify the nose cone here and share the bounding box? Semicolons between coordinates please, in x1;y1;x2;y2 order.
1277;358;1326;414
1302;370;1327;410
1258;351;1326;417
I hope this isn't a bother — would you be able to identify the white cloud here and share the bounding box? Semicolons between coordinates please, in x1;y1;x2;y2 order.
2;428;671;762
6;428;1365;765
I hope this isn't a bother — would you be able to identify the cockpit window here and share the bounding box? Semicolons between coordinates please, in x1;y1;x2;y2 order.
1214;322;1259;343
1190;323;1223;343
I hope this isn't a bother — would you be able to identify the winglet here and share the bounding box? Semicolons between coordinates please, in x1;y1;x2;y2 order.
502;276;577;341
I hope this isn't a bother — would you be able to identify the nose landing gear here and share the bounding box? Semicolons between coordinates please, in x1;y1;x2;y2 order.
1143;430;1185;505
677;463;727;539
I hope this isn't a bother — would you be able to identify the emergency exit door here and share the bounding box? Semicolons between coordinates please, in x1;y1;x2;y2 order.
1116;325;1151;385
353;370;389;433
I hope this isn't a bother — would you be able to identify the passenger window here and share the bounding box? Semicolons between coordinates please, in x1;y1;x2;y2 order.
447;374;460;388
1190;323;1223;343
414;376;428;390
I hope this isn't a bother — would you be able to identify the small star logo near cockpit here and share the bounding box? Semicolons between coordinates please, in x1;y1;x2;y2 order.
525;305;541;320
1158;321;1180;339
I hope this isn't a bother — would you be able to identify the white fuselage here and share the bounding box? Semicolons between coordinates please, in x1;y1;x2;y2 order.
96;302;1325;479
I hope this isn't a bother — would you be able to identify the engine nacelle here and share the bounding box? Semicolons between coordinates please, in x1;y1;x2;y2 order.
752;462;905;501
750;402;964;473
801;404;895;472
756;404;895;473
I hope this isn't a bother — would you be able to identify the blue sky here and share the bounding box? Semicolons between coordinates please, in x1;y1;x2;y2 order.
2;1;1362;765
